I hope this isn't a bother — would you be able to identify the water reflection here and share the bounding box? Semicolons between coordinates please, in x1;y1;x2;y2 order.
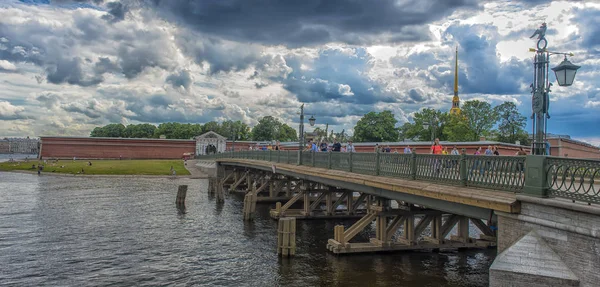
0;172;494;286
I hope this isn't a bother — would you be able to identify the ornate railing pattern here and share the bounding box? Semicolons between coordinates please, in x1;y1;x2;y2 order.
314;152;329;169
415;154;462;184
466;155;526;191
203;150;530;192
546;157;599;204
202;150;600;203
351;153;377;176
330;152;351;172
378;153;412;179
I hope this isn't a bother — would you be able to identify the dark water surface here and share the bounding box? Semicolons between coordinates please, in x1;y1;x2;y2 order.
0;172;494;286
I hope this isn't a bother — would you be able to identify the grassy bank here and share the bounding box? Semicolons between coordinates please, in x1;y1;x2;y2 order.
0;159;191;176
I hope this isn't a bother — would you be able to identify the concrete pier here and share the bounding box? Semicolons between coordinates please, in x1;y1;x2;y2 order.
491;195;600;286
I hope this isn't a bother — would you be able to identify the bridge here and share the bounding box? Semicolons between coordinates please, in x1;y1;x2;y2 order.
201;150;600;287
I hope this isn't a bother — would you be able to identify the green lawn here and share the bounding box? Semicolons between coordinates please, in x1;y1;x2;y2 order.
0;159;191;175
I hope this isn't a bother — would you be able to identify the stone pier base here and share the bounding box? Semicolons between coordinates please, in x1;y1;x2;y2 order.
490;230;578;287
491;195;600;287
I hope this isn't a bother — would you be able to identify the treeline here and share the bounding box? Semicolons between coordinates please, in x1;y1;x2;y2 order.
353;100;529;145
90;100;529;145
89;117;298;142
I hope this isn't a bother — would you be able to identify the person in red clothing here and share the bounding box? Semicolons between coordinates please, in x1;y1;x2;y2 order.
431;138;443;154
430;138;443;173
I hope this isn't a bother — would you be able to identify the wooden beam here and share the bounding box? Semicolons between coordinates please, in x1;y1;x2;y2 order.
414;215;434;238
280;191;305;214
343;213;377;242
309;191;328;212
385;215;406;242
440;214;460;238
351;193;368;213
471;218;495;236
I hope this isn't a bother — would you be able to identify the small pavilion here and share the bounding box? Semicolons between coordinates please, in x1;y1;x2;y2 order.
195;131;226;155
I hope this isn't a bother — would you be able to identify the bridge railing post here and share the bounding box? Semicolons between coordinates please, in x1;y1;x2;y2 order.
523;155;549;198
349;151;353;172
460;149;467;186
375;149;381;176
328;152;332;169
410;153;417;180
269;150;272;162
311;151;315;167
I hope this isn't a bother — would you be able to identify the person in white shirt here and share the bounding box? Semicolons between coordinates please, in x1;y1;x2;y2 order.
346;141;356;153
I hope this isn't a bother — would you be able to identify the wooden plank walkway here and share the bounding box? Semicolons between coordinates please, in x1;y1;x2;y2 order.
217;159;520;214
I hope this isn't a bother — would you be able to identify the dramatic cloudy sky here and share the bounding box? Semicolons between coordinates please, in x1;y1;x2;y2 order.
1;0;599;144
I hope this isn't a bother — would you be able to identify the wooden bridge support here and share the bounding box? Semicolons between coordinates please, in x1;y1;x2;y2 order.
223;169;299;203
243;185;258;221
277;217;296;257
327;199;497;254
270;182;369;219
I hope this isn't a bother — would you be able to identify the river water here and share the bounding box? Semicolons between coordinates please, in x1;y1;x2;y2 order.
0;172;495;286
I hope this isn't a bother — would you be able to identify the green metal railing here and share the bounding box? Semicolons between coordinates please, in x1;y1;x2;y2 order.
546;157;599;204
199;150;600;204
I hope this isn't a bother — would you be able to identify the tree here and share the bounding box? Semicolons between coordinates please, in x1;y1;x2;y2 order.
154;122;183;139
90;123;126;137
251;116;297;141
279;124;298;141
493;101;529;145
220;120;252;141
124;124;157;138
201;121;221;134
398;123;411;141
461;100;499;141
443;113;476;142
353;111;399;142
403;108;449;141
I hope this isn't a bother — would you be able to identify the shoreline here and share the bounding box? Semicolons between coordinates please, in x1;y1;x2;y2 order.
1;170;208;179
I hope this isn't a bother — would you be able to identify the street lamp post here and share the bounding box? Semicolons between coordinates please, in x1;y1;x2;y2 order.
298;104;305;165
297;105;316;165
529;23;580;155
422;116;437;145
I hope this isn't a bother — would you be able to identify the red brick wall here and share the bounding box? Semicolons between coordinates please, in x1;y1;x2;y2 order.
548;138;600;159
40;137;195;159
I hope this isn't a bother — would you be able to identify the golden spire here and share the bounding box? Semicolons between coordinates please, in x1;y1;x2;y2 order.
454;46;458;96
450;46;461;115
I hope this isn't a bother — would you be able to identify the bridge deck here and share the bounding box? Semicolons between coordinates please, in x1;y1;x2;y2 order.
217;159;520;214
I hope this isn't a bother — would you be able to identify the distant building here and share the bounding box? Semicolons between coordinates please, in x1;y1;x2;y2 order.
527;133;600;159
194;131;226;155
0;139;9;153
1;137;39;154
450;47;461;115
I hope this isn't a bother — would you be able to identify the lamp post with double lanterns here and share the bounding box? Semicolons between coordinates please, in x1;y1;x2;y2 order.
529;22;580;155
422;116;438;145
297;104;316;165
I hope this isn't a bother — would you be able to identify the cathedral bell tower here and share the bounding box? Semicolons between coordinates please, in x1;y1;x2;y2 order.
450;47;461;115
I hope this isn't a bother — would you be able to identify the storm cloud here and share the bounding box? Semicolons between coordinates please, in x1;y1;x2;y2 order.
0;0;598;145
147;0;481;46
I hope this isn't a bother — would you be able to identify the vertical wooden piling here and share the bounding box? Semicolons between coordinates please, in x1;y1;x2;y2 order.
334;225;346;244
208;178;215;194
176;185;188;206
243;186;258;221
277;217;296;257
216;179;225;203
